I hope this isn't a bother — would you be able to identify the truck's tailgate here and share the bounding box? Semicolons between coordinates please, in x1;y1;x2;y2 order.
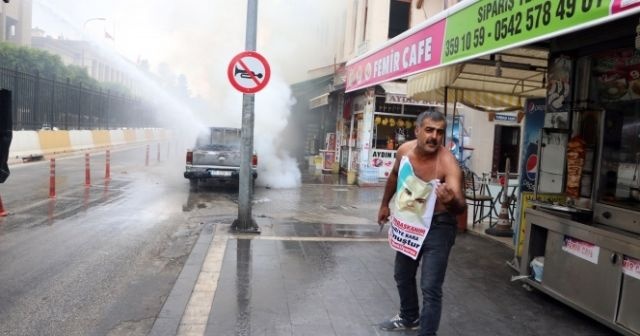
192;148;241;167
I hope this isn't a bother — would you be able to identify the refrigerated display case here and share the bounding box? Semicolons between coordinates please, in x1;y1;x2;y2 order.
593;103;640;234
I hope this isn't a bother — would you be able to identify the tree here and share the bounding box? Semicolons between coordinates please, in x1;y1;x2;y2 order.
0;42;100;88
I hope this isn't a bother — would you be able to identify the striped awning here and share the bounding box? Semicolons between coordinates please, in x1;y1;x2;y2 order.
409;87;525;112
380;81;407;95
407;48;546;111
407;64;463;93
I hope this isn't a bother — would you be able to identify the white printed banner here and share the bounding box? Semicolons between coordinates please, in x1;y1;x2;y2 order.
561;236;600;264
388;216;429;259
622;256;640;280
387;157;439;260
371;150;396;178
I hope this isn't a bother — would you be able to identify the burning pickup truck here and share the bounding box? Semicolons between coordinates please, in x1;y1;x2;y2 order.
184;127;257;189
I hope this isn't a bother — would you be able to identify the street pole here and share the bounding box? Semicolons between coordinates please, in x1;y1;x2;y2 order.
82;18;106;69
233;0;260;233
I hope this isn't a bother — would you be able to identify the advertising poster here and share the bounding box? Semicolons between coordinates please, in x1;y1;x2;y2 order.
321;150;335;171
545;56;572;129
622;256;640;280
371;149;396;178
547;56;572;112
562;236;600;264
516;192;566;257
513;98;546;255
592;48;640;102
519;98;546;193
445;115;464;162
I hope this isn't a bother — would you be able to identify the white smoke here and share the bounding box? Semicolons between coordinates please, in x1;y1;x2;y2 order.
254;77;300;188
33;0;348;189
218;70;300;188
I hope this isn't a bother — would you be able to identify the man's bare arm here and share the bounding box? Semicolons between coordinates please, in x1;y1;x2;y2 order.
378;155;399;224
436;151;467;215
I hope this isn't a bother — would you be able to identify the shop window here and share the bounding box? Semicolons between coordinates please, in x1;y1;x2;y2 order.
404;104;432;116
597;103;640;210
389;0;410;39
373;115;416;150
492;125;520;175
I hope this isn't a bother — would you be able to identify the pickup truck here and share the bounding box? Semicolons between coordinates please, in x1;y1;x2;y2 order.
184;127;257;189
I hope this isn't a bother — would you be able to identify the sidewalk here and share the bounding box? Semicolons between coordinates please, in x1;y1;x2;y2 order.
151;217;615;336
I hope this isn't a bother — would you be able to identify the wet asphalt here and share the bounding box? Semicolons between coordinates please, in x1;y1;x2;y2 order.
151;170;616;336
0;153;618;336
0;146;202;336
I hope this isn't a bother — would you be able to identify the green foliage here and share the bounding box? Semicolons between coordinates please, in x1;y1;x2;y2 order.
101;81;131;95
0;42;100;88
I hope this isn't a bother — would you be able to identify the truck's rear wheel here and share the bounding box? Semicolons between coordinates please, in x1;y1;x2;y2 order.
189;178;198;190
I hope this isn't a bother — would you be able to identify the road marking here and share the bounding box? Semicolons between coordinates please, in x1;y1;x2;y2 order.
177;225;228;336
176;225;387;335
237;235;387;242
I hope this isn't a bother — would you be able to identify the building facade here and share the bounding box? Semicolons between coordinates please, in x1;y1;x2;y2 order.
340;0;526;180
0;0;32;46
31;35;134;89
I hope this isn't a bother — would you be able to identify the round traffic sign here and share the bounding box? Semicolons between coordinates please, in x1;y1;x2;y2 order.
227;51;271;94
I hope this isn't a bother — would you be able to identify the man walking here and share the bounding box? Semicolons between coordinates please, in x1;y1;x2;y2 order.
378;110;466;335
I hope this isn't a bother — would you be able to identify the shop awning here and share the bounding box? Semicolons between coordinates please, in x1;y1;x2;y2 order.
380;82;407;95
410;87;524;111
309;93;329;109
407;47;548;111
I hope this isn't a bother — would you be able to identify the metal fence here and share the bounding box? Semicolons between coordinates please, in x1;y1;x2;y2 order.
0;66;155;130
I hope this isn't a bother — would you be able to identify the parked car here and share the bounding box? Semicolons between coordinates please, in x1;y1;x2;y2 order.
183;127;257;189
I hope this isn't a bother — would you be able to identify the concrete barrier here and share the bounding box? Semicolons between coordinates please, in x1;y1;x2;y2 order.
91;130;111;148
69;130;93;151
123;129;137;143
8;131;42;160
39;130;72;155
109;130;126;146
8;128;171;164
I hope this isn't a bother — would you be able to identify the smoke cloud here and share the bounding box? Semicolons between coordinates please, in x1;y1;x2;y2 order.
34;0;347;188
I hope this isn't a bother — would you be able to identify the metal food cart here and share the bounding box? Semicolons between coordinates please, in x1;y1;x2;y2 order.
519;93;640;335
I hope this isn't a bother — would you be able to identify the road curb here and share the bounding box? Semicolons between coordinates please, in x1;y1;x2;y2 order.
149;222;216;336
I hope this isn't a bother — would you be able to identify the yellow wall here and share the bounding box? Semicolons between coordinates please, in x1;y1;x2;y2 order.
144;129;154;141
38;130;71;154
92;130;111;147
123;130;137;143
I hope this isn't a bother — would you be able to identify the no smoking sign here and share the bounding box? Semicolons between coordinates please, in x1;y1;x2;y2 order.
227;51;271;94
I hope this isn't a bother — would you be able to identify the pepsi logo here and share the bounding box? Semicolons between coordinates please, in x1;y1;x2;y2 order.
526;154;537;181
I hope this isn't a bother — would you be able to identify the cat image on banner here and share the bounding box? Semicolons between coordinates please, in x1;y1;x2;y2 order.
387;156;439;260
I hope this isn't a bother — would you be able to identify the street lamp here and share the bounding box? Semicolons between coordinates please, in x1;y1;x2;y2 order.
82;17;106;68
83;17;106;31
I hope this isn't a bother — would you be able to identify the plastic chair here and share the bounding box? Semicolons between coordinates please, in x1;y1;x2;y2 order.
463;170;494;227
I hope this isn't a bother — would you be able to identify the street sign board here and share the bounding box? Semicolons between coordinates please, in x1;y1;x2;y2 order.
227;51;271;94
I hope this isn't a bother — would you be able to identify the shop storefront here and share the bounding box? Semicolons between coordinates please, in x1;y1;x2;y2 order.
338;83;440;183
305;85;343;172
517;15;640;336
344;1;640;334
